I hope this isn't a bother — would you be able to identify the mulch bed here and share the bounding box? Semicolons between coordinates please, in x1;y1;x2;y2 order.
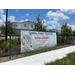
0;47;20;57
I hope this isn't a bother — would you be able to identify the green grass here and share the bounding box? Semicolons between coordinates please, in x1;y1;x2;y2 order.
24;47;62;57
45;51;75;65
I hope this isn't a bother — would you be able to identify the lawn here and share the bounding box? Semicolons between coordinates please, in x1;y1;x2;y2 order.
45;51;75;65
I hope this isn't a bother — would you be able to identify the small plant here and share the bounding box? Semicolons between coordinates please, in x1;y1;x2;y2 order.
0;44;5;49
4;48;8;53
16;37;21;45
0;39;4;43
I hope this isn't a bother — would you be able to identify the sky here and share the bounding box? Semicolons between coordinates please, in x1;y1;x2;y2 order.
0;9;75;30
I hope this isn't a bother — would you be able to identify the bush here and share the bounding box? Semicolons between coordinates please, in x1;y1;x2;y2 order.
0;39;4;43
16;37;21;45
0;44;5;49
57;36;63;45
4;48;8;53
66;40;73;44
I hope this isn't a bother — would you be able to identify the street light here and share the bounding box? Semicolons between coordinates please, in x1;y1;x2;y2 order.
5;9;8;40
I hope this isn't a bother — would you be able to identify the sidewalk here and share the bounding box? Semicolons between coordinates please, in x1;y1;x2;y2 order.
0;46;75;65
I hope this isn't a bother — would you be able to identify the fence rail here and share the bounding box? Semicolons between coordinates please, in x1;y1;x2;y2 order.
0;28;75;57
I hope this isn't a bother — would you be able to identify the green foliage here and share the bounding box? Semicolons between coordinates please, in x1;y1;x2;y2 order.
4;48;8;53
45;52;75;65
1;21;15;35
7;21;15;35
72;30;75;36
1;25;5;35
31;14;47;31
0;44;5;49
57;22;73;45
16;37;21;45
14;45;20;50
0;39;4;43
61;22;72;36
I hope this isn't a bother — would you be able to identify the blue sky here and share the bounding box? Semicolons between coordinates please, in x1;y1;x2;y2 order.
0;9;75;30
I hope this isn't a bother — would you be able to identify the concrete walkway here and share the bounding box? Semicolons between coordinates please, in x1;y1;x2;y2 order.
0;46;75;65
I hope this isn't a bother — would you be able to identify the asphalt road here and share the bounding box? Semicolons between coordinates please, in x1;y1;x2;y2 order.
0;37;18;40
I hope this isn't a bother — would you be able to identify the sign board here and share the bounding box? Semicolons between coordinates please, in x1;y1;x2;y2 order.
73;39;75;43
0;28;1;36
21;30;57;53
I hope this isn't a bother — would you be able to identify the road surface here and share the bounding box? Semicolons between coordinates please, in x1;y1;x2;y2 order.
0;36;18;40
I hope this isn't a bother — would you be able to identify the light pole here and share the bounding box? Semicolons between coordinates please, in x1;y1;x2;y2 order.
5;9;8;40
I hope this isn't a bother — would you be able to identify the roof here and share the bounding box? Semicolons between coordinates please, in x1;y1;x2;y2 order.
4;21;34;25
46;29;59;32
10;22;18;24
4;22;18;24
19;21;33;23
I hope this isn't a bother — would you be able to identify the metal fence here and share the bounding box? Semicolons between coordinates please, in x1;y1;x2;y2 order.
57;35;75;45
0;28;75;57
0;28;48;57
0;28;21;57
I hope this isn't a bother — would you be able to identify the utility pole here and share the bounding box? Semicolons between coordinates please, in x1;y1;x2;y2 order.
5;9;8;40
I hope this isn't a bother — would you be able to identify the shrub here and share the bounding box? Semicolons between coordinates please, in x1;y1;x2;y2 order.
2;40;10;47
66;40;73;44
4;48;8;53
16;37;21;45
0;39;4;43
0;44;5;49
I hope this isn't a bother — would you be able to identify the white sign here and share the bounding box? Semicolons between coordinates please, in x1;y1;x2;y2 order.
21;30;57;53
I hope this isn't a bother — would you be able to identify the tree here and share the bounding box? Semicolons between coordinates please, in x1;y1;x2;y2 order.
32;14;47;31
60;22;72;44
1;21;15;35
1;24;5;35
72;30;75;36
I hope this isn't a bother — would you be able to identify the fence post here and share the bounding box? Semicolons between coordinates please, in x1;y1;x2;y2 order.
9;35;11;59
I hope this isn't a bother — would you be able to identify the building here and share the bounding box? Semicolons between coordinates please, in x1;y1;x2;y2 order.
46;29;61;35
4;21;34;35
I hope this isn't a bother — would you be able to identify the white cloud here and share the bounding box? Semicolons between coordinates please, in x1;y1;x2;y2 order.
67;23;70;27
1;15;6;22
21;16;24;18
25;13;29;16
0;9;16;26
46;10;69;29
67;23;75;31
20;20;24;22
25;19;28;21
0;20;3;25
60;9;75;14
20;19;28;22
47;26;53;29
0;15;6;25
42;19;47;26
47;21;60;29
71;25;75;30
46;11;69;21
8;16;15;22
16;10;19;12
0;9;4;16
